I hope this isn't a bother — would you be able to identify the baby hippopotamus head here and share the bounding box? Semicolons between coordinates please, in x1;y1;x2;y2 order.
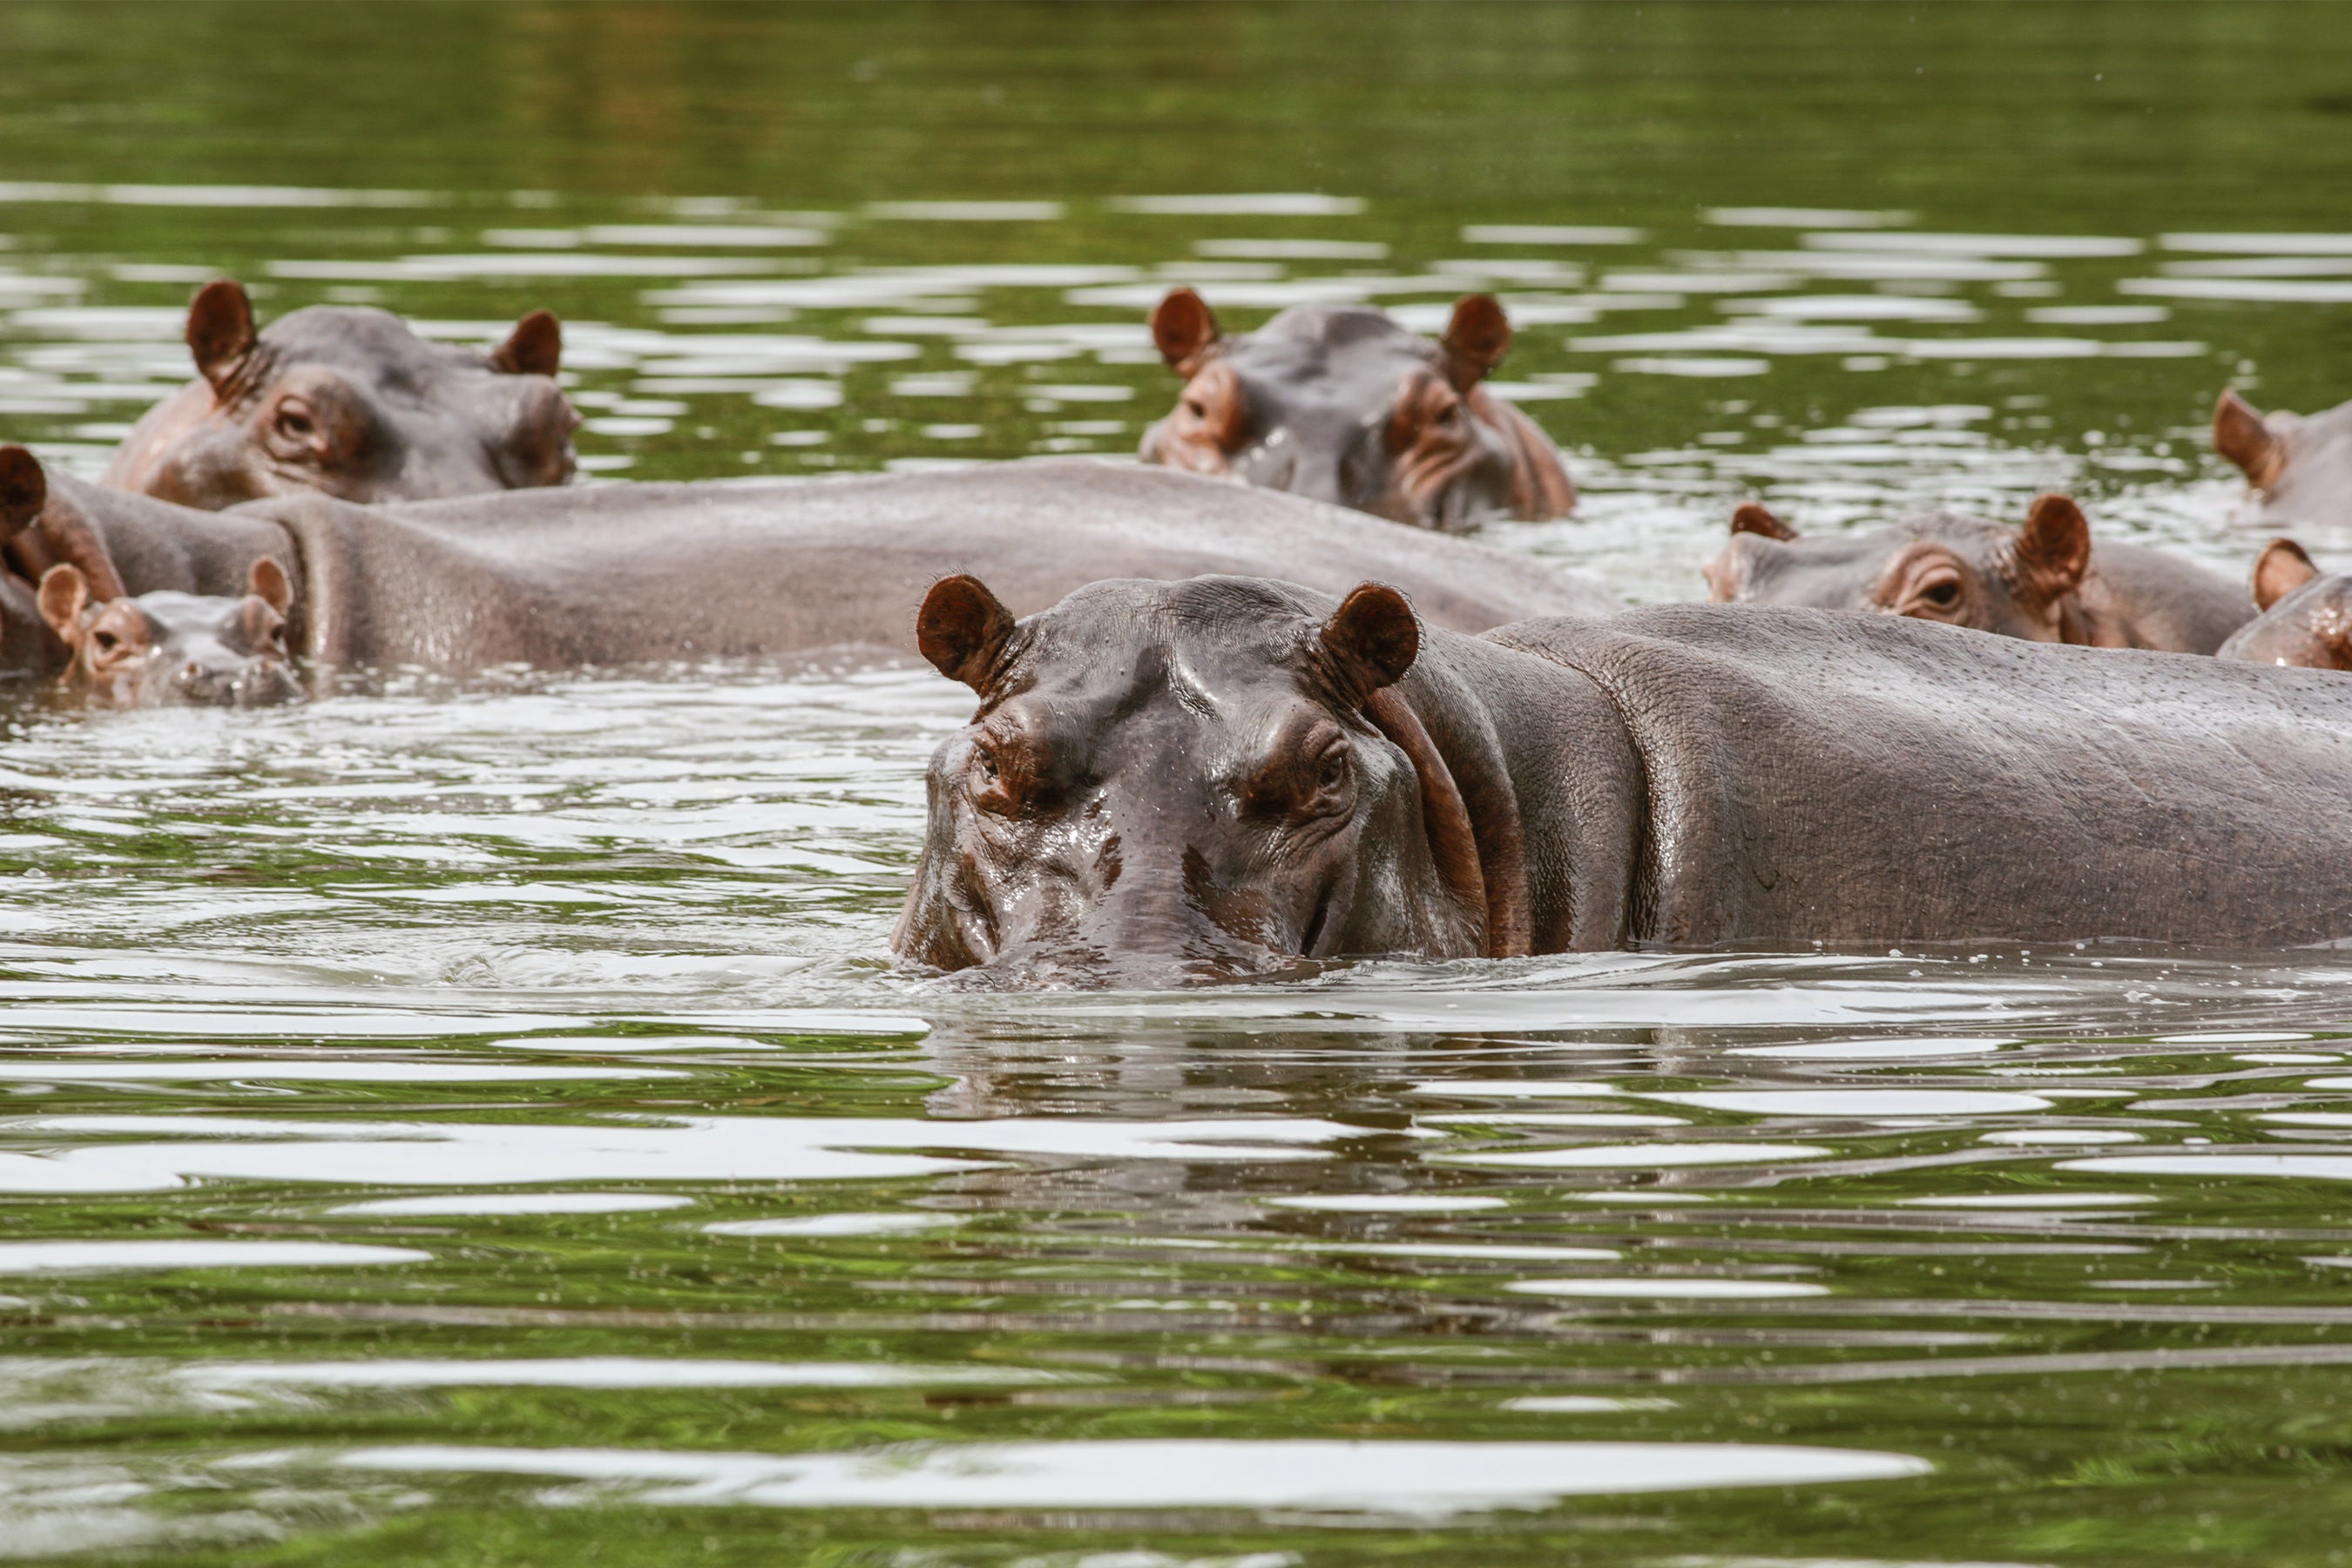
37;558;301;708
2217;538;2352;670
2215;389;2352;531
894;574;1504;988
104;279;581;509
1138;290;1575;532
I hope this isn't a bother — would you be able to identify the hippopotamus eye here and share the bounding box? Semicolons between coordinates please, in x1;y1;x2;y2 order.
91;629;119;653
1184;398;1206;419
276;403;314;438
1317;747;1351;794
1919;578;1962;609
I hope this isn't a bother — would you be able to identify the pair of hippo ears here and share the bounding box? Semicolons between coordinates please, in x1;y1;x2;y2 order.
915;576;1423;699
1148;287;1514;391
184;280;564;398
1728;494;2094;580
2215;389;2285;490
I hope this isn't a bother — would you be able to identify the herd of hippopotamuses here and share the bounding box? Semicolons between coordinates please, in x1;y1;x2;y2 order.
14;276;2352;981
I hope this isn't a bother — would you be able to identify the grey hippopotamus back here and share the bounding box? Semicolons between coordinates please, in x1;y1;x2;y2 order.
2218;537;2352;670
1702;495;2251;653
9;458;1615;673
896;577;2352;986
1139;290;1574;531
2215;389;2352;533
103;280;579;509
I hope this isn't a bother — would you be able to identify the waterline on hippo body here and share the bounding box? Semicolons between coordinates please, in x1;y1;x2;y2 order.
100;279;580;510
1138;289;1576;531
896;576;2352;988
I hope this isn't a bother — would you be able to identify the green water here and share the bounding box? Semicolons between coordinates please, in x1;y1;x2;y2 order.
6;4;2352;1564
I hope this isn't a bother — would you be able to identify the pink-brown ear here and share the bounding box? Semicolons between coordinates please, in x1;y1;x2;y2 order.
916;575;1016;692
187;279;258;398
1440;294;1511;390
1150;288;1222;375
2014;493;2092;603
0;445;45;539
2253;537;2322;612
490;309;562;376
1320;582;1420;695
37;564;89;644
1730;501;1798;542
247;557;293;617
2214;389;2283;489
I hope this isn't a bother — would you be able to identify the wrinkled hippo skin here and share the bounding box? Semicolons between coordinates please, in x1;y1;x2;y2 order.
896;578;2352;986
2214;389;2352;532
13;458;1615;674
103;280;578;509
36;558;299;708
1701;494;2250;653
2218;538;2352;670
1139;289;1574;531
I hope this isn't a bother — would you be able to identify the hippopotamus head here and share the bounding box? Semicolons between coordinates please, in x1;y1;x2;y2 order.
36;557;300;708
1700;494;2097;641
894;573;1502;987
2216;538;2352;670
103;279;580;509
2214;389;2352;531
1138;290;1575;531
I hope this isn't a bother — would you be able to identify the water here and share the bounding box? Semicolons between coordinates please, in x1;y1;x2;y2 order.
8;4;2352;1562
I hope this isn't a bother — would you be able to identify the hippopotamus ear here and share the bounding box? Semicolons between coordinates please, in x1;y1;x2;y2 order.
35;564;88;645
247;558;294;617
2254;537;2322;612
186;279;259;398
1730;501;1798;542
2215;389;2283;488
490;310;563;377
1320;582;1421;695
916;574;1017;691
1150;288;1222;375
1439;295;1512;391
2013;493;2092;603
0;445;46;541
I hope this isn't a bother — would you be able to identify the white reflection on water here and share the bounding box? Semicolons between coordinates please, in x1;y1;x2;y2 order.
330;1437;1928;1516
0;1241;429;1274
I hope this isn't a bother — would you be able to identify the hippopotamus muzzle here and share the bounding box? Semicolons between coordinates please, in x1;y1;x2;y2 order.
894;574;1519;990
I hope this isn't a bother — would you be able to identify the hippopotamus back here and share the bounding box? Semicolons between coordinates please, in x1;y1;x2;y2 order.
1488;605;2352;949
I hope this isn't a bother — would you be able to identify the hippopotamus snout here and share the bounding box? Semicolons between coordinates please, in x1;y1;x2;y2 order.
162;651;301;709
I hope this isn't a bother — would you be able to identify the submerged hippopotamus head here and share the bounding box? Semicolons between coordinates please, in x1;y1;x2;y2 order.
2216;538;2352;670
37;557;300;708
104;279;580;509
2214;389;2352;531
1701;495;2099;641
895;573;1509;987
1138;290;1574;531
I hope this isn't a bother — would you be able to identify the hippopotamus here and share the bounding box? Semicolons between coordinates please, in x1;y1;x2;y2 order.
896;576;2352;985
1138;289;1575;531
35;559;299;708
2214;389;2352;532
1700;495;2252;653
101;279;579;508
2216;538;2352;670
0;455;1614;677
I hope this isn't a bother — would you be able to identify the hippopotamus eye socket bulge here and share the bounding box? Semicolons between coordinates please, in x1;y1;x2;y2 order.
1138;288;1575;531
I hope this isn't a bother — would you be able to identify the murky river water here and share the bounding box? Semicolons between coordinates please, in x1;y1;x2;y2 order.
6;5;2352;1563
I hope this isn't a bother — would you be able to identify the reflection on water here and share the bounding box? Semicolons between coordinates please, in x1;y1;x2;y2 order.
7;3;2352;1564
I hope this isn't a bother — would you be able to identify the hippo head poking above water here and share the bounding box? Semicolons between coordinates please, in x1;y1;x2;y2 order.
1137;289;1575;531
36;557;300;708
2214;389;2352;532
103;279;581;509
2217;538;2352;671
894;573;1523;987
1700;493;2253;653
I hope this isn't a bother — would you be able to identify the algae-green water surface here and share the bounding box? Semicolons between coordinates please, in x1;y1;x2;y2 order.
5;4;2352;1563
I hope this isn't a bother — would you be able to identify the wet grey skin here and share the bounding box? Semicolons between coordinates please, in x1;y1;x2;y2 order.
0;454;1616;680
1138;290;1575;532
36;561;300;710
1701;494;2252;653
2217;538;2352;671
897;576;2352;989
102;279;579;510
2214;388;2352;533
